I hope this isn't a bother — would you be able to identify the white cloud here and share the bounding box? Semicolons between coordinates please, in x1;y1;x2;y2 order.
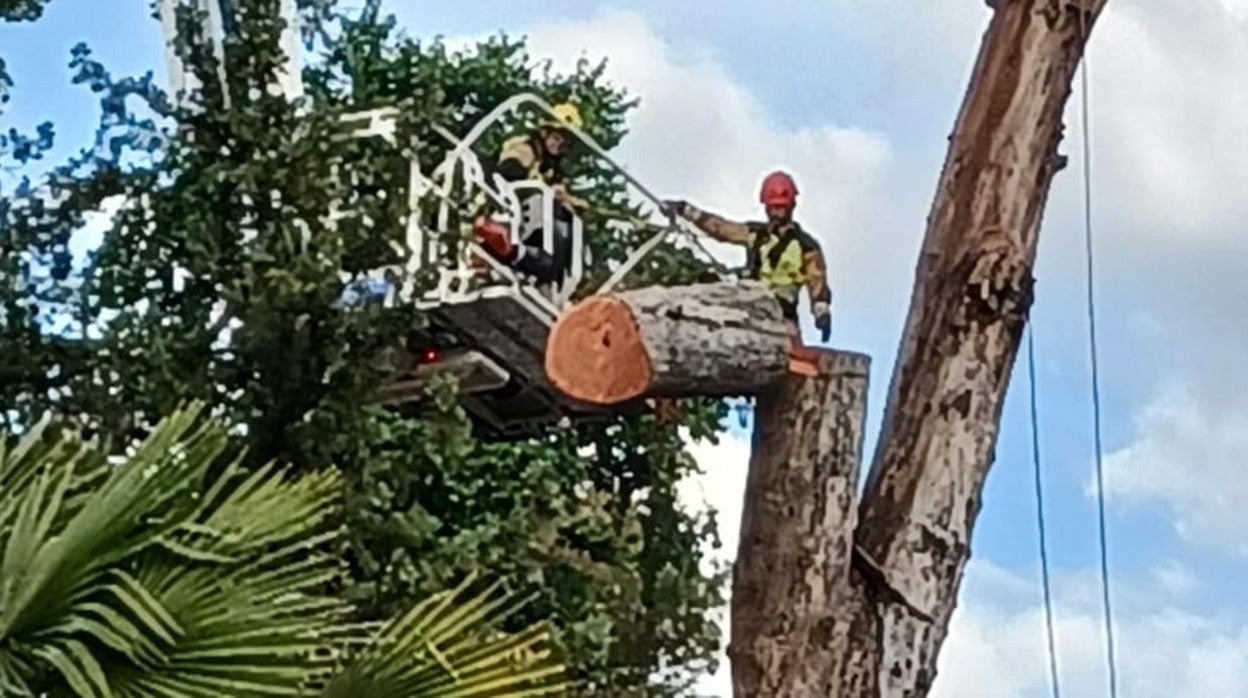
679;429;750;698
1153;559;1200;598
1022;0;1248;562
1089;1;1248;250
1104;381;1248;554
525;8;893;206
1215;0;1248;21
936;561;1248;698
1092;0;1248;537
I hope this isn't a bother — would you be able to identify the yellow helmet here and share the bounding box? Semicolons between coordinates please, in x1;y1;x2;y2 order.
543;102;584;131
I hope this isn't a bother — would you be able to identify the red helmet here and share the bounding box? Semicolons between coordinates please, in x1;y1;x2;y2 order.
759;171;798;207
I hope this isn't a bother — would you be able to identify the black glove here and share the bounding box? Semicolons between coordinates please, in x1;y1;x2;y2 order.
660;200;688;218
813;302;831;343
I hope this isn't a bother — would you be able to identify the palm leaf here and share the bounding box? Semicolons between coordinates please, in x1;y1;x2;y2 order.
2;406;220;644
105;462;351;697
2;405;575;697
320;573;571;698
0;404;350;697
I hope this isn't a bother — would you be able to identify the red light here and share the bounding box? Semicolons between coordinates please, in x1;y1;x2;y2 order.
421;348;440;364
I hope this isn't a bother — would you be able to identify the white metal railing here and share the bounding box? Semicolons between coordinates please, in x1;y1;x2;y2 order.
425;93;726;292
332;94;726;319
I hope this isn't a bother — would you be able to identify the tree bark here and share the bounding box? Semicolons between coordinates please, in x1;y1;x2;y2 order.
731;349;870;697
539;3;1106;694
850;1;1108;693
544;281;791;405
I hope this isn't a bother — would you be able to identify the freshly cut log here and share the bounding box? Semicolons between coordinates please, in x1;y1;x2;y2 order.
544;281;792;405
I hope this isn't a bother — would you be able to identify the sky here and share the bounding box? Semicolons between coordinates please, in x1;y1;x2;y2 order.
4;1;1248;695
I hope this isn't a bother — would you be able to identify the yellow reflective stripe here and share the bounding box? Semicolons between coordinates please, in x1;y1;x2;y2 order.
500;135;542;179
757;236;807;288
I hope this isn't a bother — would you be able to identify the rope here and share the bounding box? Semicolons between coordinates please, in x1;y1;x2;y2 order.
1027;327;1062;698
1077;8;1120;697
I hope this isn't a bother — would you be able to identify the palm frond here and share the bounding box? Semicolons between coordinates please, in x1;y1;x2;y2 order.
0;404;350;697
106;462;351;697
2;405;575;697
321;572;571;698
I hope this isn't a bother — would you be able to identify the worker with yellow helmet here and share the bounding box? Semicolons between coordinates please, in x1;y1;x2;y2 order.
473;101;589;282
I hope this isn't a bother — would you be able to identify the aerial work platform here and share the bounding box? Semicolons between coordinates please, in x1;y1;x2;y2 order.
333;95;721;437
380;290;636;438
155;3;724;437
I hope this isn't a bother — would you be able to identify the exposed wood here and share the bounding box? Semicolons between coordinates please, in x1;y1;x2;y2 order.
544;282;792;404
730;349;870;697
849;0;1108;693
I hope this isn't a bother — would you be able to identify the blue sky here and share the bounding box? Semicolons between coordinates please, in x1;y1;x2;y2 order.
5;1;1248;695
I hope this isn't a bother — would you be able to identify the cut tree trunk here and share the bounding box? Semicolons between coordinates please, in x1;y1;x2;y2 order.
540;3;1105;694
847;1;1108;694
544;281;792;404
731;349;870;697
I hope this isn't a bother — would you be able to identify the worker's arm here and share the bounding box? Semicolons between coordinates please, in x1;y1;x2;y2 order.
661;200;754;246
797;231;833;340
495;137;538;183
496;137;589;214
552;182;590;214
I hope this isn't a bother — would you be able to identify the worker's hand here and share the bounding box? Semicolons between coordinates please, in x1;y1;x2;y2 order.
566;194;591;213
553;184;589;213
813;301;831;343
660;200;688;218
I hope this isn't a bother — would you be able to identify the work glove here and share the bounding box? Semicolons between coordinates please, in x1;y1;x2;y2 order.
813;301;831;343
660;200;688;219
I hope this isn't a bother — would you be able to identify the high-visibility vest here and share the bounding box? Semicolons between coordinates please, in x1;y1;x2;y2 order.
747;223;814;305
497;135;561;185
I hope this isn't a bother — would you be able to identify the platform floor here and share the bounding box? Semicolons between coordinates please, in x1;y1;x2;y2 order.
383;292;638;438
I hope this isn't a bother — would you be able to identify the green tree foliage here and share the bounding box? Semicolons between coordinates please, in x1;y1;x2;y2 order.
0;403;570;697
1;1;727;693
1;1;55;162
1;0;76;444
0;0;52;23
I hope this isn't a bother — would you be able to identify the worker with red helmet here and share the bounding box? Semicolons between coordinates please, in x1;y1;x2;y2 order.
662;170;832;342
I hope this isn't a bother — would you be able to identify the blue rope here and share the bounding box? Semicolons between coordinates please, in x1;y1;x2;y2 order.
1077;10;1120;696
1027;327;1062;698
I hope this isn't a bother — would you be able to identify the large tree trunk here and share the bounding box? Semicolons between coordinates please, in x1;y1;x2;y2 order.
541;3;1106;693
544;282;791;404
849;0;1108;693
731;349;870;697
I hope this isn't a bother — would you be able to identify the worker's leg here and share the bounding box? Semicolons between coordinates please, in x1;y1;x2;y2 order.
473;216;515;262
474;208;573;284
472;216;554;279
787;320;803;347
779;299;802;347
512;219;573;284
512;244;561;282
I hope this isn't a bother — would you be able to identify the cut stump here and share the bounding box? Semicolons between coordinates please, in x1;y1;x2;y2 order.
731;348;871;697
